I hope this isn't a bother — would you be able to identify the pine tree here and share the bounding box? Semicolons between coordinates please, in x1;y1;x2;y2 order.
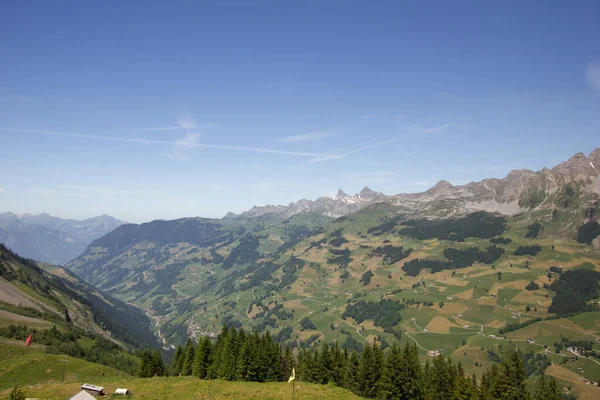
546;377;561;400
318;341;332;384
181;338;196;376
207;326;228;379
375;343;400;399
296;348;311;382
236;335;250;380
244;331;262;381
138;349;152;378
192;336;212;379
452;362;475;400
498;349;531;400
427;355;453;400
259;331;280;381
534;375;561;400
344;350;360;392
219;327;239;380
172;345;183;376
329;342;347;387
357;343;383;398
280;345;294;382
151;350;165;377
400;343;424;400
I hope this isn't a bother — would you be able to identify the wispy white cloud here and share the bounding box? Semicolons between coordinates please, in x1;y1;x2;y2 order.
171;132;201;160
423;122;455;134
359;113;376;119
132;133;153;148
0;127;335;158
405;115;439;129
585;63;600;94
309;136;405;163
397;147;416;158
161;152;176;160
276;129;339;143
0;186;4;193
134;115;218;131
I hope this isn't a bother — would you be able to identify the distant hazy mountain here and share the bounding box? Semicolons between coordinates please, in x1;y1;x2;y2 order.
226;186;386;219
0;212;125;264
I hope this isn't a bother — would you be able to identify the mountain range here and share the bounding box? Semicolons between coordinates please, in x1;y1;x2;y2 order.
64;149;600;348
0;212;125;265
227;149;600;231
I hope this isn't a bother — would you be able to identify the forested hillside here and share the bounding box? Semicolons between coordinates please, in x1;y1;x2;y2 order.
0;244;157;349
164;325;567;400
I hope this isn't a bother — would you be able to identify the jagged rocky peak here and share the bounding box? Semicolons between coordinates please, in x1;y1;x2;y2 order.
426;180;454;194
336;188;348;197
360;186;376;199
551;150;597;177
223;211;237;219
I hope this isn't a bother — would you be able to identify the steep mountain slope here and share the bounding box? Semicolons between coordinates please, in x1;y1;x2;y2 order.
0;213;125;264
0;244;157;349
66;150;600;354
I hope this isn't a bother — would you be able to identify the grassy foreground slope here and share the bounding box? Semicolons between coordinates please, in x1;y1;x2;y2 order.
0;339;128;391
3;377;360;400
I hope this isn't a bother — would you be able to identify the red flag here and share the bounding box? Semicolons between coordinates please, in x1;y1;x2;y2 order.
25;334;32;347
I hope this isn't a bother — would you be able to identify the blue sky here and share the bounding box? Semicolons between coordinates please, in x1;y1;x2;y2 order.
1;1;599;222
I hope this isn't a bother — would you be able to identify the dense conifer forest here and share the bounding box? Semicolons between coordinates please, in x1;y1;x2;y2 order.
163;326;565;399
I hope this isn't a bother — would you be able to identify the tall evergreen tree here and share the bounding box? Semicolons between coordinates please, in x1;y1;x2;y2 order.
534;375;561;400
426;355;454;400
400;343;425;400
318;341;333;384
181;338;196;376
138;349;152;378
262;332;281;381
172;345;183;376
358;344;384;398
498;349;531;400
345;350;360;393
244;331;263;381
192;336;212;379
329;342;347;387
452;362;475;400
280;344;294;382
375;343;400;399
207;326;228;379
151;350;165;377
219;327;239;380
